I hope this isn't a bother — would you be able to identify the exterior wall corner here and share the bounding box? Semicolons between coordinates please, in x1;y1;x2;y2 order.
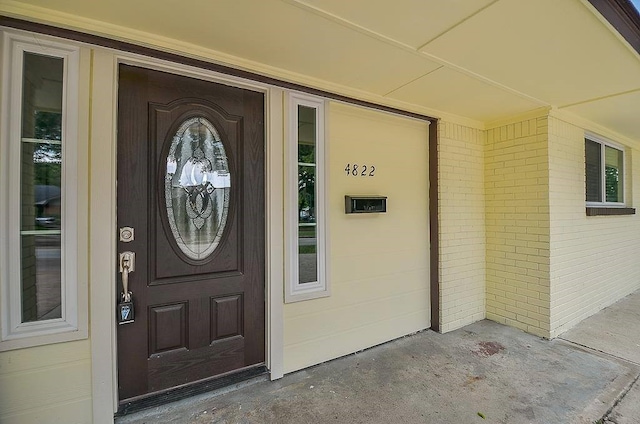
438;121;486;333
485;115;551;338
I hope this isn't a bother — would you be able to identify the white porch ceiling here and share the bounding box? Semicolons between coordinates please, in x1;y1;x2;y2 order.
420;0;640;107
5;0;640;140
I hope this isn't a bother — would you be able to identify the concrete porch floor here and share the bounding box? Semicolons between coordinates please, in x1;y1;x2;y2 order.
117;290;640;424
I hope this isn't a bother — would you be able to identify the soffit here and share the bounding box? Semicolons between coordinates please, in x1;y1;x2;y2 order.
291;0;496;49
4;0;640;140
6;0;441;96
387;67;543;122
420;0;640;107
561;91;640;141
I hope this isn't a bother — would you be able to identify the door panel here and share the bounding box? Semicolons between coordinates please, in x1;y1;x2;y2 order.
116;65;265;402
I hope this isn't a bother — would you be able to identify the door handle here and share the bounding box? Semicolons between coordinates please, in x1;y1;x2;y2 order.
119;251;135;302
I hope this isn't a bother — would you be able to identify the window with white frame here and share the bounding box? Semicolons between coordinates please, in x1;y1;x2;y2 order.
285;93;328;302
585;134;625;205
1;31;86;348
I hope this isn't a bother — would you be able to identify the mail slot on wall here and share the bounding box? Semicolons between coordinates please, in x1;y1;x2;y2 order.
345;196;387;214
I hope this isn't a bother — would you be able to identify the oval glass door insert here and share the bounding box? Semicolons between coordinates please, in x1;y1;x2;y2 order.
165;117;231;260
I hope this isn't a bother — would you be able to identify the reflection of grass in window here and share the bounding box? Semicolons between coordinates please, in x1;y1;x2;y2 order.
299;245;316;254
298;227;315;238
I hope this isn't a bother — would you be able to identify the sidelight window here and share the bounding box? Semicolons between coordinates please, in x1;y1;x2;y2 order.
285;93;329;302
1;31;87;349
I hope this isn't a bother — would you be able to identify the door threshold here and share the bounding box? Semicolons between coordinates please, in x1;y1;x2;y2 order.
116;365;268;417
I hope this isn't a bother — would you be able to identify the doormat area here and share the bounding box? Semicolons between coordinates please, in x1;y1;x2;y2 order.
116;365;267;417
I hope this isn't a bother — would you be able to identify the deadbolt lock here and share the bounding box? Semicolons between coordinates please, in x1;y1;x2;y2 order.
119;226;134;243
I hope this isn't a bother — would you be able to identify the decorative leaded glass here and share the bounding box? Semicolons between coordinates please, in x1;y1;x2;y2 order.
165;117;230;260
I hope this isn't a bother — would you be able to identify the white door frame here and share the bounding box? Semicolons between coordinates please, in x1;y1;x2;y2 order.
88;49;284;423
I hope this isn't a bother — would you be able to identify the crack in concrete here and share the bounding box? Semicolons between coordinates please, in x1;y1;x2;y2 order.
558;337;640;367
600;374;640;424
559;337;640;424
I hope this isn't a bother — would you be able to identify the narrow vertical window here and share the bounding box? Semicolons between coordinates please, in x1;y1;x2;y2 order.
1;32;85;348
297;105;317;284
20;53;64;322
286;94;328;302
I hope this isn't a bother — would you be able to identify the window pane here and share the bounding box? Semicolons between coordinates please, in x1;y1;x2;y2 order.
298;165;315;224
585;139;602;202
298;224;317;284
298;105;316;146
605;145;623;203
22;142;62;231
21;52;64;322
21;234;62;321
22;54;64;139
298;104;317;284
298;143;315;164
298;163;316;284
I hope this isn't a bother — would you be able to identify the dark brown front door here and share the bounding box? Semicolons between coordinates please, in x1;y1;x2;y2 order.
116;65;265;402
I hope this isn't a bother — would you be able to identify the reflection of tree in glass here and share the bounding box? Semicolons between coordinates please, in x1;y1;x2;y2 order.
298;144;315;222
605;166;619;202
33;111;62;185
298;168;314;219
34;111;61;141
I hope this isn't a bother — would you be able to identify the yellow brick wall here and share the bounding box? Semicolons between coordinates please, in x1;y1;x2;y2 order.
438;121;486;332
485;117;551;338
548;117;640;337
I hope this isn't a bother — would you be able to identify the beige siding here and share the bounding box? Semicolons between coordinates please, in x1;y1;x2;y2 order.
485;117;551;338
283;102;430;373
438;121;486;332
0;340;92;423
548;117;640;337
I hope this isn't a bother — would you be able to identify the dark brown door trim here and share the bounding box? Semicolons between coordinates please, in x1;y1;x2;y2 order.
0;14;441;331
428;121;440;332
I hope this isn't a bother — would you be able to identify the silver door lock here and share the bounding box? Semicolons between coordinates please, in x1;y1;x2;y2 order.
117;251;135;324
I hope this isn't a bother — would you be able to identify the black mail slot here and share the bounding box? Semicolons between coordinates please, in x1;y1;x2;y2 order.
345;196;387;214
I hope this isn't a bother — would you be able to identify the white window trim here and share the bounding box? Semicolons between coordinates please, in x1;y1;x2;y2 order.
0;30;88;350
285;92;329;302
585;132;626;207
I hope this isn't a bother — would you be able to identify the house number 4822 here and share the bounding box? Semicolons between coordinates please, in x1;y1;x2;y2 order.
344;163;376;177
